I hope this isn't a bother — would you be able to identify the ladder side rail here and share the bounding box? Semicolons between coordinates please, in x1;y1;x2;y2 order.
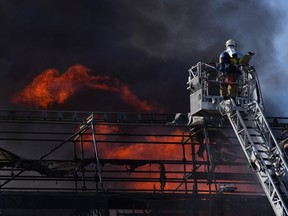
248;101;288;172
249;101;288;215
248;100;288;200
221;99;288;216
224;100;273;175
229;112;288;216
230;115;287;216
248;102;276;156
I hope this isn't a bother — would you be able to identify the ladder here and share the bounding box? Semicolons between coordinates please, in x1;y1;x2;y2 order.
219;98;288;216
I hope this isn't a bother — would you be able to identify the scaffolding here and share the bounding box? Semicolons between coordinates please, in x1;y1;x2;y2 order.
0;109;286;215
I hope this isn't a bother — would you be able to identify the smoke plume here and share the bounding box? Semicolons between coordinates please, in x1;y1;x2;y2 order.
0;0;285;114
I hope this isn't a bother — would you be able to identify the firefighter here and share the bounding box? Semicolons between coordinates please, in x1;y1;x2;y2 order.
219;39;243;99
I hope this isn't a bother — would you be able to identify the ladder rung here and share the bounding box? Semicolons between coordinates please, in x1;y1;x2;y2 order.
237;128;245;134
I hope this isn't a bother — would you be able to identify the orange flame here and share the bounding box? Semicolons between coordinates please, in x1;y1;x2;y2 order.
79;126;190;191
83;126;186;161
11;64;161;112
77;125;261;193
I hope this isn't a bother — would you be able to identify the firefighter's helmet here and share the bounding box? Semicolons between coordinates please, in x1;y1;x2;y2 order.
225;39;237;48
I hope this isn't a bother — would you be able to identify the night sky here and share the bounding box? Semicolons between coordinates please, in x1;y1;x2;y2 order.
0;0;285;115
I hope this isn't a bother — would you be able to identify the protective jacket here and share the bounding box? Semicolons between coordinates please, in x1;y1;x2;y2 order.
219;48;243;73
219;46;243;82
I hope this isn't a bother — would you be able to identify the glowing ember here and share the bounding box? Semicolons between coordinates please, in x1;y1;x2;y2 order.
11;64;160;112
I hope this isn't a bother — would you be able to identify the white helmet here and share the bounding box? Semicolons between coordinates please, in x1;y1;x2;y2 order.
225;39;237;48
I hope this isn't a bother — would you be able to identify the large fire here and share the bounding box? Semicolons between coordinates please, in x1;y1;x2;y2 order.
11;64;161;112
77;125;200;192
74;125;261;193
10;65;258;194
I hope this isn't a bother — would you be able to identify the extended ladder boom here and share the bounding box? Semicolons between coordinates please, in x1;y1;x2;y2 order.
220;99;288;216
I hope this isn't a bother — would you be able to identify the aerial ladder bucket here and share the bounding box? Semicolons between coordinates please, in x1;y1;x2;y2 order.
187;60;288;216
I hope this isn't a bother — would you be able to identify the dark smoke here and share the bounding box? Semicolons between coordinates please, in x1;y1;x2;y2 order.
0;0;285;114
